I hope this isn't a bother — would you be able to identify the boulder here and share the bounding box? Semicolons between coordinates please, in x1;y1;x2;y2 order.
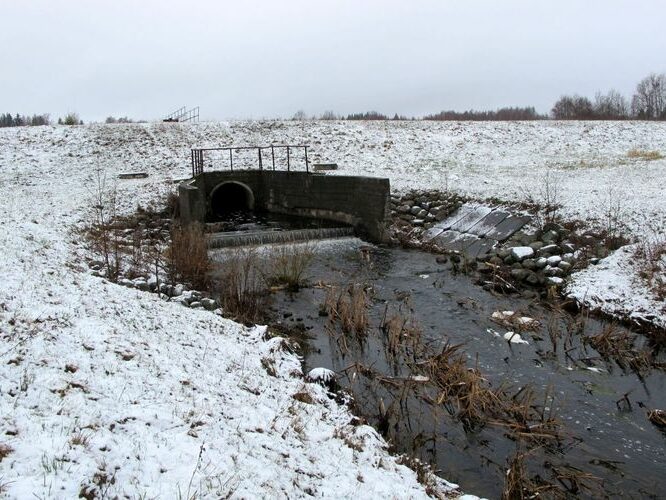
546;255;562;266
538;244;561;256
510;246;535;261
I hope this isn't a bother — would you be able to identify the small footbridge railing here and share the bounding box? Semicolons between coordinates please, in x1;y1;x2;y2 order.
191;144;310;177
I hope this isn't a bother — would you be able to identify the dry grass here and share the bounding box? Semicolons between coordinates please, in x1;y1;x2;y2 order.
635;239;666;301
213;248;266;324
380;302;423;362
501;450;600;500
262;243;314;291
0;443;13;462
165;222;211;290
70;430;92;448
585;323;653;374
324;284;371;336
419;343;502;432
627;148;664;160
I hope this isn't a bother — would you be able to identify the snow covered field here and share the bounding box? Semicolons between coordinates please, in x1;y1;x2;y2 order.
0;120;664;497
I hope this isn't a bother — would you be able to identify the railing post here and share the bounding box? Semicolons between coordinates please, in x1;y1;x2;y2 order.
304;146;309;173
191;149;195;177
229;148;233;172
287;146;290;172
258;147;263;170
271;145;275;170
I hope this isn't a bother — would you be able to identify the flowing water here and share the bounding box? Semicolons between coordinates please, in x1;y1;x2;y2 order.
207;210;353;248
207;207;666;498
257;238;666;499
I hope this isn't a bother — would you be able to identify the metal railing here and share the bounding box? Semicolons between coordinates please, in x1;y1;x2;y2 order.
164;106;200;123
191;144;310;177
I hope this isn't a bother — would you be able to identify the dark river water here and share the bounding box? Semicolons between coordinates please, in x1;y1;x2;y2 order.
213;237;666;498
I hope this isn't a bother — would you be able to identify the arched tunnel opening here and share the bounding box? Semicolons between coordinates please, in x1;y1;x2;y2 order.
210;181;255;218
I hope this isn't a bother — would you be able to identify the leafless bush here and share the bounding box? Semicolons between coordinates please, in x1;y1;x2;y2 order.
635;238;666;301
165;222;211;290
262;243;314;291
87;169;123;281
213;248;267;324
520;171;561;229
601;183;630;250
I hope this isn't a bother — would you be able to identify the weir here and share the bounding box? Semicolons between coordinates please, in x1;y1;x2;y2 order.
179;169;390;244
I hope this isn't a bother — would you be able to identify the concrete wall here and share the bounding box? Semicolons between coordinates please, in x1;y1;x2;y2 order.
179;170;390;243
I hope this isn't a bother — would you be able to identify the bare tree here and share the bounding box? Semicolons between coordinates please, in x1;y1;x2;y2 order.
551;95;594;119
291;110;307;121
593;89;629;119
319;110;339;120
631;73;666;119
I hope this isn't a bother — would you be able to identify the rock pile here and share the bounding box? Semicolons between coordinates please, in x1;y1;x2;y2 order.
387;189;614;294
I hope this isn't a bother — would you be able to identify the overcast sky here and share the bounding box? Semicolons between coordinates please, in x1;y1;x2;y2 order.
2;0;665;122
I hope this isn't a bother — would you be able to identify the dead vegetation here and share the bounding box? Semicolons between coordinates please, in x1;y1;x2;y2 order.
502;449;601;500
626;148;664;161
635;238;666;301
213;248;266;324
0;443;13;462
165;222;211;290
379;299;424;362
262;243;314;291
647;409;666;429
584;323;653;375
324;284;371;336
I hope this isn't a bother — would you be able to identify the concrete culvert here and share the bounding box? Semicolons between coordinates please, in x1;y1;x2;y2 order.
210;181;255;217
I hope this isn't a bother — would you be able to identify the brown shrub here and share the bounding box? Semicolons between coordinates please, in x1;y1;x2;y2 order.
165;223;211;290
635;239;666;301
213;248;267;324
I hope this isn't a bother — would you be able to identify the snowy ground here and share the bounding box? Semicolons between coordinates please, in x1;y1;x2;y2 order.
0;124;458;498
0;120;664;496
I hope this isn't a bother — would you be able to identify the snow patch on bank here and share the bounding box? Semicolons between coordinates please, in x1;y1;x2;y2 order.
566;245;666;329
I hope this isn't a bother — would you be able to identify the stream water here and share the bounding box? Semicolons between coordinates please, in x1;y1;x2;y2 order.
210;231;666;498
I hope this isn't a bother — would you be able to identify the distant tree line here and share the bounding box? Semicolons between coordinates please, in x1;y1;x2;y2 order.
105;116;138;124
0;113;51;127
424;106;544;121
0;112;86;127
294;71;666;122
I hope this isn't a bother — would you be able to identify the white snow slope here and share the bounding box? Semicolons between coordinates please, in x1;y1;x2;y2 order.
0;124;459;498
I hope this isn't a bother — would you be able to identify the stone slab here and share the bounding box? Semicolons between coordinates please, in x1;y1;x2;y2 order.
484;214;531;242
433;205;475;231
118;172;149;179
431;230;461;248
467;210;510;237
450;206;493;233
423;225;445;241
445;232;480;253
465;238;499;260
